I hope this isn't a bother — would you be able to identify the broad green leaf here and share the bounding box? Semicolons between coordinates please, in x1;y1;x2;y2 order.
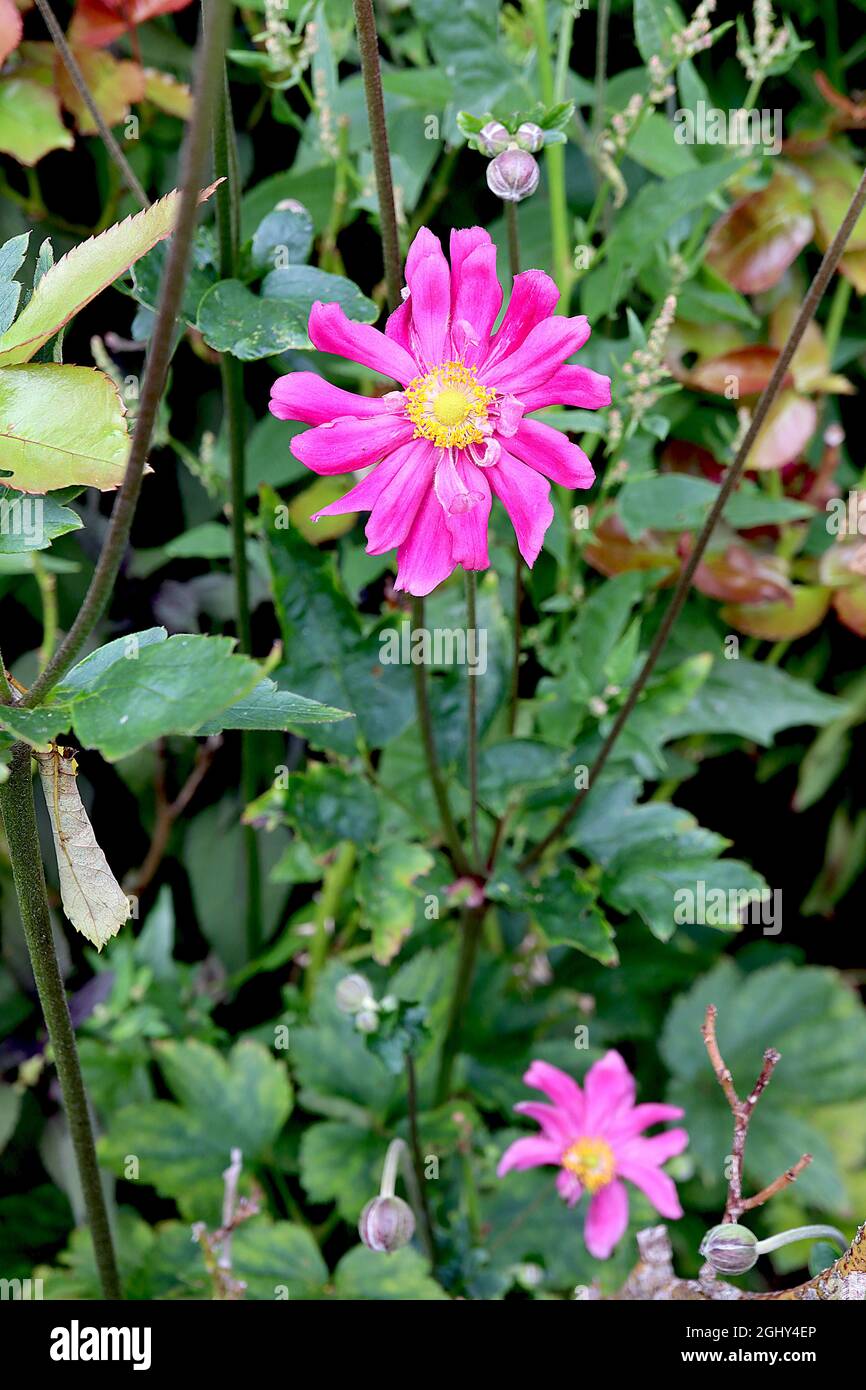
282;764;380;851
0;486;82;553
196;278;309;359
99;1039;292;1219
298;1121;384;1223
661;656;844;745
0;184;218;365
333;1246;447;1301
194;678;352;733
65;633;267;759
249;204;314;273
0;1083;21;1154
261;265;377;327
477;739;570;815
0;232;28;335
617;474;813;539
633;0;684;63
0;365;129;492
530;865;619;966
357;841;435;964
231;1221;328;1300
0;77;74;167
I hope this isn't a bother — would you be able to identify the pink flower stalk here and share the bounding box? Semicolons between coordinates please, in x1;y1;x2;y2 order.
497;1053;688;1259
269;226;610;596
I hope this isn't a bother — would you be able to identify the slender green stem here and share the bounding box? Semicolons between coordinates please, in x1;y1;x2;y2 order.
405;1052;437;1265
23;0;234;710
465;572;480;870
0;744;122;1297
505;200;521;281
823;275;851;364
411;599;472;877
532;0;572;304
434;905;485;1103
352;0;402;311
520;163;866;871
305;841;356;1000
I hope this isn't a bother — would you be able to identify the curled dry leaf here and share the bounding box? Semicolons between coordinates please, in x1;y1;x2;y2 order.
35;744;130;950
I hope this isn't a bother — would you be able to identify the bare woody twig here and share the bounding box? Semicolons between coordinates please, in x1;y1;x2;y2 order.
702;1004;811;1223
124;735;222;898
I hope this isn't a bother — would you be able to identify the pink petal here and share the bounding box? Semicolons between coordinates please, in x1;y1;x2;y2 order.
291;414;414;475
521;363;612;413
311;453;408;522
481;315;592;395
270;371;391;426
365;440;437;553
434;454;491;570
308;301;418;385
617;1130;689;1168
488;269;560;363
404;225;443;284
451;243;502;368
513;1101;573;1145
497;1136;562;1176
606;1103;686;1143
393;487;456;596
618;1161;683;1220
449;226;493;288
523;1059;584;1128
584;1179;629;1260
489;450;554;566
556;1168;583;1207
509;418;596;489
583;1050;636;1133
409;250;451;366
384;297;413;353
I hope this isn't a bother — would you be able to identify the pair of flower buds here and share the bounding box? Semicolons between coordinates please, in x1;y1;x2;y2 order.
476;120;546;203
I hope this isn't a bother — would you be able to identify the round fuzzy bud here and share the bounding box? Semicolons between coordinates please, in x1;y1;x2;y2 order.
515;121;545;152
355;1008;379;1034
335;973;372;1014
359;1196;416;1253
487;149;540;203
699;1223;759;1274
477;120;511;155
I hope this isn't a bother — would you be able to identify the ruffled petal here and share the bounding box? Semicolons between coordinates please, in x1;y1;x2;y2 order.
521;363;612;413
583;1050;636;1134
409;250;451;366
556;1168;583;1208
584;1180;629;1260
496;1136;563;1176
393;487;456;596
606;1102;686;1144
434;454;491;570
404;225;443;284
514;1101;574;1145
291;414;414;475
451;243;502;368
522;1059;585;1128
308;301;418;385
508;418;596;489
618;1161;683;1220
488;449;554;566
270;371;391;426
482;315;591;395
311;454;408;522
365;439;437;554
488;269;560;363
384;297;414;352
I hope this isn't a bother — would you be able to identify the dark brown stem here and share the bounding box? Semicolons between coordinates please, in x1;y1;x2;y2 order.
434;904;485;1103
352;0;401;311
411;597;472;877
405;1052;437;1265
23;0;233;710
33;0;150;210
125;735;222;898
520;164;866;872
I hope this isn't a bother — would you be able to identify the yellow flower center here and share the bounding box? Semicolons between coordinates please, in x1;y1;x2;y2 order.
404;361;495;450
562;1137;616;1194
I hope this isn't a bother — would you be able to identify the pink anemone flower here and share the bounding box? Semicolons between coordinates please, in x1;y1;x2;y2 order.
498;1053;688;1260
269;225;610;596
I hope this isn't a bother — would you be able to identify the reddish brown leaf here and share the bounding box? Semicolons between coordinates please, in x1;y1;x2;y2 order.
0;0;23;65
70;0;194;49
745;390;817;471
55;47;145;133
721;586;831;640
583;513;679;582
705;170;814;294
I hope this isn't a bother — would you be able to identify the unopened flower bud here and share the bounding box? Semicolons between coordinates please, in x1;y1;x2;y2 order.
487;149;540;203
699;1223;759;1274
477;120;510;155
335;973;372;1014
359;1195;415;1253
515;121;544;152
355;1008;379;1033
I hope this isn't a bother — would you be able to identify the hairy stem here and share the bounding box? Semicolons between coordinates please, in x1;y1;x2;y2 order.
434;904;485;1103
532;0;573;304
0;745;122;1297
33;0;150;210
520;165;866;871
23;0;233;710
411;599;472;878
352;0;402;311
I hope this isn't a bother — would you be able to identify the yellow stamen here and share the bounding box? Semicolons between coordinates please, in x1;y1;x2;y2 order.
562;1137;615;1194
404;361;495;450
